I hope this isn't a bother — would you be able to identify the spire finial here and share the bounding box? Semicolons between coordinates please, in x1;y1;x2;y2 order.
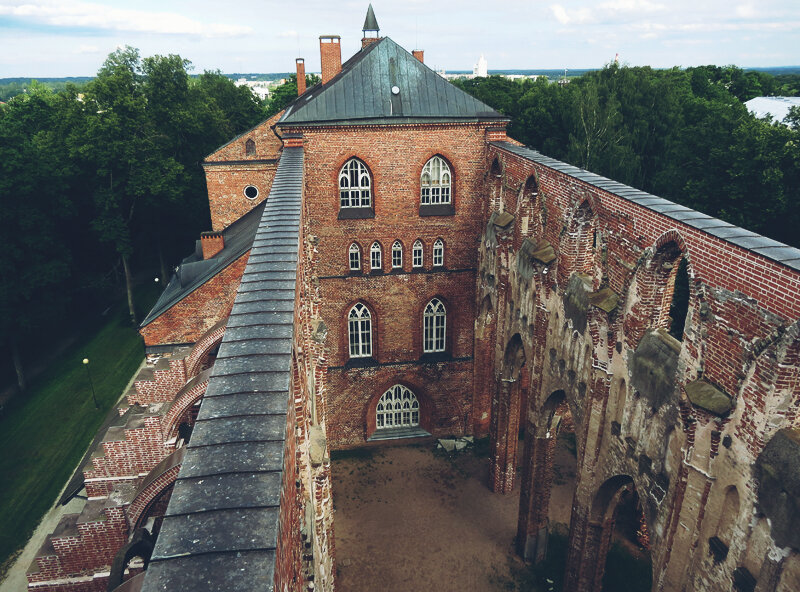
363;4;379;34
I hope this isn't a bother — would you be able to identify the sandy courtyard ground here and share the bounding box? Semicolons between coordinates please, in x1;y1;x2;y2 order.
331;440;577;592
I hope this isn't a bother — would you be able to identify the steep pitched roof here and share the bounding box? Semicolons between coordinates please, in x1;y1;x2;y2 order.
279;37;506;126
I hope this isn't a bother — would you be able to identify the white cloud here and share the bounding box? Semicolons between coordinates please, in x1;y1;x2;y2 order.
278;30;299;38
600;0;665;13
735;4;757;19
550;4;592;25
0;0;253;37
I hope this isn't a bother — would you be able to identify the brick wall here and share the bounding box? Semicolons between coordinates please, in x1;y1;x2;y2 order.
204;112;283;231
140;252;249;347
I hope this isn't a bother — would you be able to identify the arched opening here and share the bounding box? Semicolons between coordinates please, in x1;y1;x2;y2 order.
490;158;503;209
245;138;256;157
709;485;740;562
564;475;652;592
107;529;154;590
517;390;576;566
571;201;595;276
490;334;526;494
520;175;539;236
668;257;690;341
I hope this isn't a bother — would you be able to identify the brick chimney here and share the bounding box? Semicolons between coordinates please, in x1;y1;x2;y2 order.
319;35;341;84
412;50;424;63
296;58;306;96
200;231;224;260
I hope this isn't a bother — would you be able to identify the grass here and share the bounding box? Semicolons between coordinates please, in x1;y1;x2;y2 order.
0;282;160;574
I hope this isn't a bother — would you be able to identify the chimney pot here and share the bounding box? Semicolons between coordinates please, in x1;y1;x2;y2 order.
296;58;306;96
319;35;342;85
412;50;424;64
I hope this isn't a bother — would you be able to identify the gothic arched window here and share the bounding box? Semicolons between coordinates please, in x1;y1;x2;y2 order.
370;242;382;271
392;240;403;269
349;243;361;272
420;156;452;205
376;385;420;429
348;303;372;358
412;240;424;268
339;158;372;208
423;298;446;353
245;138;256;156
433;239;444;267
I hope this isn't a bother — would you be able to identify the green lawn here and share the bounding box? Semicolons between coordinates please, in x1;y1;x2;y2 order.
0;286;159;573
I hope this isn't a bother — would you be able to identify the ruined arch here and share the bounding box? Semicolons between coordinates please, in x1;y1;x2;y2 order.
518;175;540;237
489;157;504;209
564;475;653;592
161;370;210;442
184;319;227;378
490;334;527;494
560;200;598;287
517;390;577;562
106;528;154;591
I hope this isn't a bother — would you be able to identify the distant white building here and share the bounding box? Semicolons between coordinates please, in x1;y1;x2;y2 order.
744;96;800;126
473;54;488;77
234;78;271;100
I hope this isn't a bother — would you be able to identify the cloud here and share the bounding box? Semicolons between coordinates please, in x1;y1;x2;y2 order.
278;30;299;38
550;4;592;25
0;0;253;37
735;4;757;19
600;0;665;13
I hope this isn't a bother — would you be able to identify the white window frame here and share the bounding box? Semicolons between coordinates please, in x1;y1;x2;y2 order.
420;156;452;205
412;240;424;268
391;241;403;269
433;239;444;267
376;384;420;429
423;298;446;353
348;303;372;358
370;242;382;272
349;243;361;271
339;159;372;208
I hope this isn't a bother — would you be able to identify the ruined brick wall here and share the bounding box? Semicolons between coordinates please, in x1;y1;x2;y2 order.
285;121;499;449
139;252;249;347
480;143;800;592
203;112;283;231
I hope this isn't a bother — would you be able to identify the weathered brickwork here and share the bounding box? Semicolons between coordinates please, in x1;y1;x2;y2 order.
139;251;249;347
479;142;800;592
286;122;502;449
204;112;283;231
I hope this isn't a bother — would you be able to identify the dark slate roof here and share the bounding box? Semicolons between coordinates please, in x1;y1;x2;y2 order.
279;37;507;126
140;201;266;328
492;142;800;272
141;147;303;592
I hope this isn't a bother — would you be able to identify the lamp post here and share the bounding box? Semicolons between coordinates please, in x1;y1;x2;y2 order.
82;358;99;409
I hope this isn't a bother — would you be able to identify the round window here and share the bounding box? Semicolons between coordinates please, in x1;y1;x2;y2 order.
244;185;259;200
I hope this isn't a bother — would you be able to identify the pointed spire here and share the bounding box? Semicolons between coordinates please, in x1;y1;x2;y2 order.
363;4;379;34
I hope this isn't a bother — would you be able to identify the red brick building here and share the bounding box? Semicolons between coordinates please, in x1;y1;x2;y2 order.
27;7;800;592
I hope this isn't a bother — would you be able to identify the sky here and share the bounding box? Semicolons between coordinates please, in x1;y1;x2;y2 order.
1;0;799;78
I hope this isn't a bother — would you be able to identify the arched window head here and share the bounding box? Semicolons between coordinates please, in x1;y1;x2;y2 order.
348;303;372;358
339;159;372;208
245;138;256;157
349;243;361;272
433;239;444;267
421;156;452;205
423;298;446;353
376;385;419;429
391;240;403;269
370;242;382;271
412;240;423;268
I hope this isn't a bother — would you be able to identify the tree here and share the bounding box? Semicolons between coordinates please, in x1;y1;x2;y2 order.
265;73;321;118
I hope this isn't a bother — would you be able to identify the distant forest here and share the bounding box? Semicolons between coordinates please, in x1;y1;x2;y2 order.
453;64;800;250
1;48;799;394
